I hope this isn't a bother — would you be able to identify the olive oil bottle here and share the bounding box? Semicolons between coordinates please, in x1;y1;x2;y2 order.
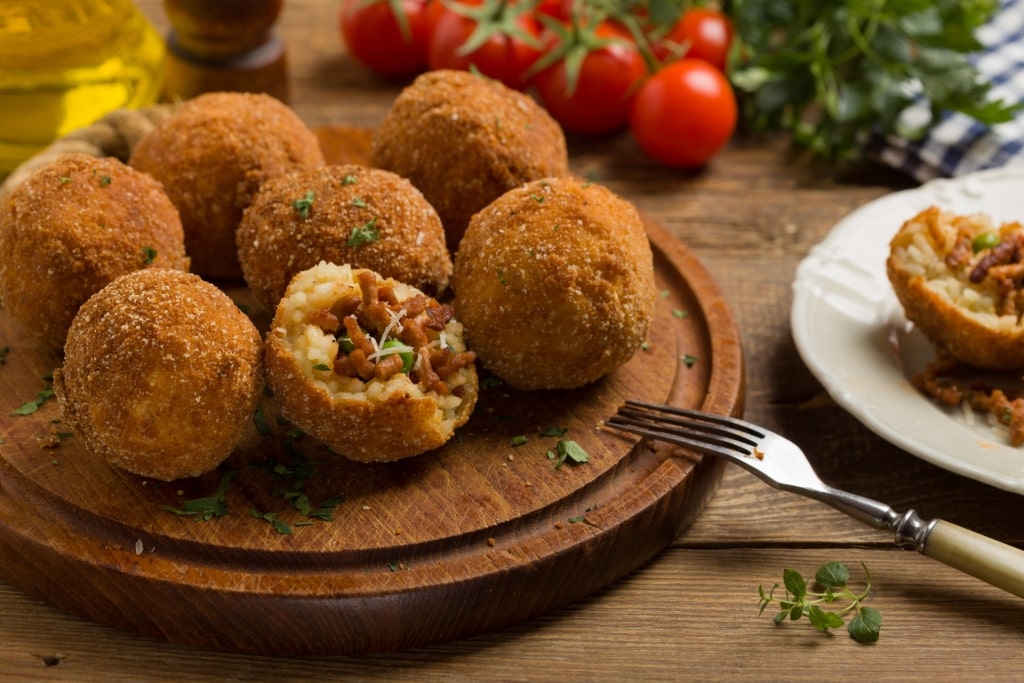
0;0;165;175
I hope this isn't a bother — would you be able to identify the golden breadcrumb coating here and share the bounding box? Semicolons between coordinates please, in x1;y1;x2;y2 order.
53;269;264;481
129;92;324;280
0;153;189;349
264;262;478;463
237;164;452;313
888;205;1024;369
452;177;656;390
370;69;570;251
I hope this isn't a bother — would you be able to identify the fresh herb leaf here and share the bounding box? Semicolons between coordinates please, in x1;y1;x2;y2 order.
815;560;850;589
540;426;568;437
141;246;157;264
848;605;883;643
511;435;529;447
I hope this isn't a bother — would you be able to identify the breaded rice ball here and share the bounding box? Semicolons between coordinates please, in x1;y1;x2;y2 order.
264;261;478;463
129;92;324;280
237;164;452;313
0;153;189;349
53;269;264;481
370;69;570;251
453;177;656;390
888;206;1024;369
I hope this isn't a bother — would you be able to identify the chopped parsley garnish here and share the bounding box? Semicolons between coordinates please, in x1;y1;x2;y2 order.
496;268;506;286
14;385;55;416
511;435;528;447
539;426;568;438
161;470;237;521
59;176;72;185
672;309;688;319
292;190;315;220
682;354;698;368
530;193;545;203
251;509;292;535
350;196;367;208
99;175;112;187
341;174;358;186
141;246;157;264
347;218;380;247
547;439;589;469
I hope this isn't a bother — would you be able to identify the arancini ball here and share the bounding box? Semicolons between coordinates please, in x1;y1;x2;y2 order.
0;153;189;349
237;164;452;313
370;69;570;251
53;268;264;481
129;91;324;280
264;261;478;463
452;177;656;390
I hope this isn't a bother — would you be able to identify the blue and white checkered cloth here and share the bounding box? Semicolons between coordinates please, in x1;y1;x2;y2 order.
874;0;1024;182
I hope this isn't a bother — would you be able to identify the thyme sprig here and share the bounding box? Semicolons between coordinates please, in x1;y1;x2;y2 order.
758;561;882;643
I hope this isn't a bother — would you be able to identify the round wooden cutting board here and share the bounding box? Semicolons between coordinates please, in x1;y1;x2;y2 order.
0;125;744;656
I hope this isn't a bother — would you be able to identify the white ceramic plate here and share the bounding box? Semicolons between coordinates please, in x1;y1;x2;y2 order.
791;166;1024;494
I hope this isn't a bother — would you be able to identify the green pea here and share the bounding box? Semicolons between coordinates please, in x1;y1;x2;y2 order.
972;231;1000;252
383;339;414;374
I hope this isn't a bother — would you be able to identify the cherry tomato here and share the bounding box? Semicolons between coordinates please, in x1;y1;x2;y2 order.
628;59;736;168
654;8;734;71
339;0;431;78
427;0;543;91
534;0;573;22
532;22;647;136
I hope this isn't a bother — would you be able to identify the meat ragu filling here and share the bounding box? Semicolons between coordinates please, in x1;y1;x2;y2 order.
945;224;1024;317
308;270;475;396
914;352;1024;446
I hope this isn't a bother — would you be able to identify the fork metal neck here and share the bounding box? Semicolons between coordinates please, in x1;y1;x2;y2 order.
814;486;936;551
812;485;897;530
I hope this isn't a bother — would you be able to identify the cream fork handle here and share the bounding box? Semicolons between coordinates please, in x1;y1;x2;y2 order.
922;520;1024;598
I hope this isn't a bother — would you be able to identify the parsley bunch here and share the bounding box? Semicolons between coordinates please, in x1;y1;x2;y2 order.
758;561;882;643
725;0;1020;161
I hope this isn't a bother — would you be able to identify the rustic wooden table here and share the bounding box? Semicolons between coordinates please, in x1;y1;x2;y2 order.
2;1;1022;680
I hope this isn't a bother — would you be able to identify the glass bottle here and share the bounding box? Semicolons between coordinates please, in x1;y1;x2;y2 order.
0;0;165;175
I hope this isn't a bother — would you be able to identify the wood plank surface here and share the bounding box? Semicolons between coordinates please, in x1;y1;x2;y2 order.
0;0;1022;680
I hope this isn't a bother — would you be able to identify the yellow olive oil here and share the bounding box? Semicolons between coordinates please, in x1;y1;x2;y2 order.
0;0;165;175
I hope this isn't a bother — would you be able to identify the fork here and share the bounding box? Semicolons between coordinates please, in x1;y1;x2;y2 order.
607;400;1024;598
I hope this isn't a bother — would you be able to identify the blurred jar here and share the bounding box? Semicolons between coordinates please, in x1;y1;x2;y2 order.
0;0;165;175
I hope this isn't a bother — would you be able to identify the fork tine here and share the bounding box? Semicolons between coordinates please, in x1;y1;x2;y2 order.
607;400;762;460
619;400;763;440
